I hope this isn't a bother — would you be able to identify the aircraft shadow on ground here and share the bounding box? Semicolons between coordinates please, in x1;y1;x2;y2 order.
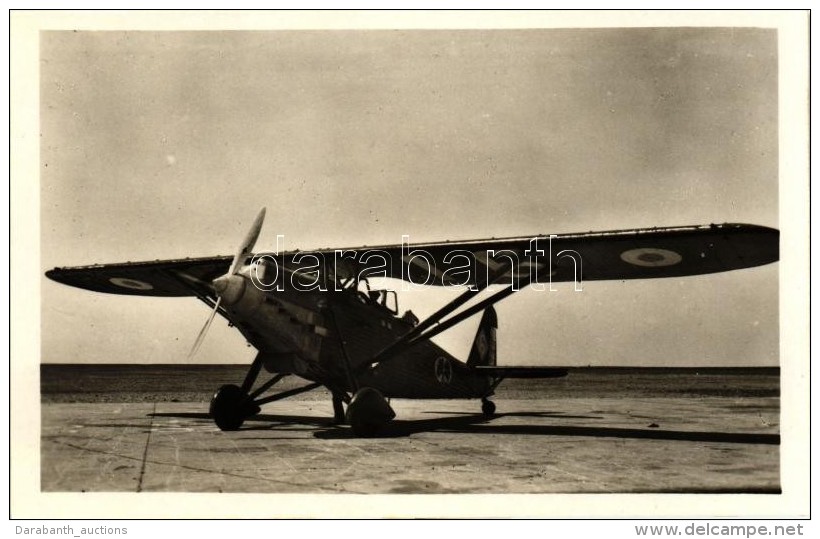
149;411;780;444
424;410;604;420
150;411;336;429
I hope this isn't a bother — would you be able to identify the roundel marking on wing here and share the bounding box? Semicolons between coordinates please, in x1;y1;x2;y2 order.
620;248;683;267
109;277;154;290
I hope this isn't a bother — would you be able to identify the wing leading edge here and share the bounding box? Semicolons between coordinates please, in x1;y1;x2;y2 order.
45;223;778;296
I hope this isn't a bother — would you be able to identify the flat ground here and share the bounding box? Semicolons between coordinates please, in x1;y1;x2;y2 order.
41;395;779;493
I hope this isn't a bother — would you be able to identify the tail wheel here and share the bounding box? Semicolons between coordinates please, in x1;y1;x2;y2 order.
210;384;257;431
481;398;496;417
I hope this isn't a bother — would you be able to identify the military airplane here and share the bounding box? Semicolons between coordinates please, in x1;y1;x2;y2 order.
45;209;779;436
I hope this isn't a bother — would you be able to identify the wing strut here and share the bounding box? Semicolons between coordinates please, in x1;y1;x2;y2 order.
367;286;480;367
361;263;542;372
363;260;516;370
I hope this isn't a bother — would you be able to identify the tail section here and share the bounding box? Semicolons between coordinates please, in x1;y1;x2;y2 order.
466;306;567;391
467;306;497;367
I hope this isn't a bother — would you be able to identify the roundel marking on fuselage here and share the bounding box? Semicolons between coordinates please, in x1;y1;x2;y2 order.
619;248;683;267
109;277;154;290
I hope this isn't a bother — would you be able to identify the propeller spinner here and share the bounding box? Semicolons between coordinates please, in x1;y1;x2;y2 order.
186;207;267;361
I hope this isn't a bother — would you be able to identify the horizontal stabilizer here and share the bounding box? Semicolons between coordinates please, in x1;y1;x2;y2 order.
472;366;568;378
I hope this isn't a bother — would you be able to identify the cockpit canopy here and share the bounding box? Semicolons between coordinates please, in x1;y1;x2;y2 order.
251;256;399;314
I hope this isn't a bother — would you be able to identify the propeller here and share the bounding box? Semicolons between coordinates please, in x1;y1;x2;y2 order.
186;296;222;361
227;207;267;276
186;207;267;361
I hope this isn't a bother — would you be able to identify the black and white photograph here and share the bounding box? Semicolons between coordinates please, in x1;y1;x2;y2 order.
11;10;809;519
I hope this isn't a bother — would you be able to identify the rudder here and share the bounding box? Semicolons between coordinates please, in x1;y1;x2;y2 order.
467;306;497;367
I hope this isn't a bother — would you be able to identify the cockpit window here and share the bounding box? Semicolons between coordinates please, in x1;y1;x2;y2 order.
357;279;399;314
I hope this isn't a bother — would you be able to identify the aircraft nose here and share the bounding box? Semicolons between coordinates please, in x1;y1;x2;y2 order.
213;274;246;306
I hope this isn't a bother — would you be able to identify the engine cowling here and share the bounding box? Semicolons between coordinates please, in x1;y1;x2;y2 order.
213;274;247;306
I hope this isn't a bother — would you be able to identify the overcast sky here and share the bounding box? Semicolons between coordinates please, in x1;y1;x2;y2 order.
39;27;779;366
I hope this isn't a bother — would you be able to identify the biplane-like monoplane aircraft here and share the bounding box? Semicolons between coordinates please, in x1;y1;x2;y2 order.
46;209;779;436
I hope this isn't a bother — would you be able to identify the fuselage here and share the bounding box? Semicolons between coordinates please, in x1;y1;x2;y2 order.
219;269;493;399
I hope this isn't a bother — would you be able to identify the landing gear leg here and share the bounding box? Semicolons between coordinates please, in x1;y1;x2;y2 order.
481;398;496;417
332;392;346;424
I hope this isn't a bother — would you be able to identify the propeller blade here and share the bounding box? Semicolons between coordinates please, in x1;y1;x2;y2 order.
186;296;222;361
187;207;265;361
227;207;267;275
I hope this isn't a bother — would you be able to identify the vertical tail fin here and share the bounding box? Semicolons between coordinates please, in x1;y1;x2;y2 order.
467;306;497;367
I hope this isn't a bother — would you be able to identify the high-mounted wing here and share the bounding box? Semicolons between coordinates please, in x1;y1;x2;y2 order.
348;222;776;286
45;223;778;295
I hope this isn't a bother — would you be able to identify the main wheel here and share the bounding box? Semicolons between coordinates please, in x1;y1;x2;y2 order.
345;387;395;437
210;384;251;431
481;399;496;417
